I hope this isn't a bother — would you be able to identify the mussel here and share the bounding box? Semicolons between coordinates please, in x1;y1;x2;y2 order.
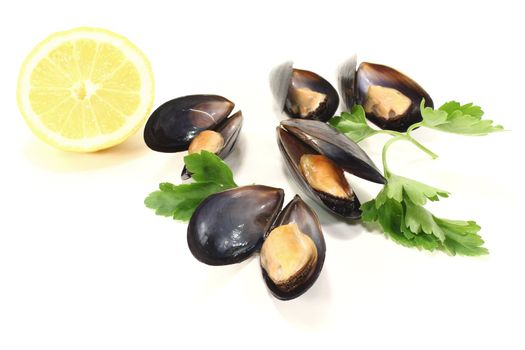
261;195;325;300
187;185;325;300
338;56;433;131
270;62;339;122
277;119;386;219
143;95;243;179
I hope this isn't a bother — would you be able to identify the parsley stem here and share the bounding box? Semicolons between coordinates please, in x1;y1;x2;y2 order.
381;133;438;177
377;125;438;160
382;135;404;177
406;122;439;159
406;135;438;159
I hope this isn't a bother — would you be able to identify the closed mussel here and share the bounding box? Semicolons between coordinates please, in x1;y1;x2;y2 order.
270;62;339;122
277;119;385;219
338;57;433;131
143;94;243;179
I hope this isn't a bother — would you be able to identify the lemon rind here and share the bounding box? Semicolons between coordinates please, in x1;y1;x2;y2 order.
17;27;155;152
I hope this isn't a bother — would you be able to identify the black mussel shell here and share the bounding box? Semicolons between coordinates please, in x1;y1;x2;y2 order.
269;61;293;113
262;195;326;300
338;55;357;112
280;119;386;184
187;185;284;266
216;111;243;160
144;95;234;152
181;111;243;180
270;63;339;122
277;127;362;219
355;62;433;132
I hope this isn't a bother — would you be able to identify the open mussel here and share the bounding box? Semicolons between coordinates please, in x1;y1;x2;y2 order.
338;56;433;131
187;185;325;300
277;119;385;219
187;185;284;266
143;94;243;179
270;62;339;122
261;195;325;300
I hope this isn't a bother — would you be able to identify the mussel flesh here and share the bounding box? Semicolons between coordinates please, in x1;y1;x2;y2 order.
187;185;325;300
181;110;243;179
261;194;325;300
143;94;243;179
270;62;339;122
277;119;385;219
338;57;433;131
187;185;284;266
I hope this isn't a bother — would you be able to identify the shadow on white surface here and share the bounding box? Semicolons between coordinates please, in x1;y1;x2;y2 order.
271;269;333;329
197;257;255;298
22;129;149;172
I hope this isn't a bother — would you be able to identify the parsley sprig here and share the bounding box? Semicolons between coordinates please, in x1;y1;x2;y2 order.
145;151;238;221
330;101;503;256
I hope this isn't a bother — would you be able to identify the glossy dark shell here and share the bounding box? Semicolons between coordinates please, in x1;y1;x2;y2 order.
337;55;357;112
339;58;433;132
270;62;339;122
280;119;386;184
181;111;243;180
187;185;284;266
216;111;243;159
144;95;234;152
277;127;362;219
262;195;326;300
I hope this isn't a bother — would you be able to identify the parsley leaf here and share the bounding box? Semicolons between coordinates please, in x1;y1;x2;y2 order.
376;174;449;207
329;105;378;143
144;151;238;221
436;218;488;256
420;100;504;135
145;182;224;221
362;178;488;256
184;150;237;187
331;99;499;256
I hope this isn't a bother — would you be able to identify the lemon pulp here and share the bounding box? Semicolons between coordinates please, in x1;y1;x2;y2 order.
17;27;155;152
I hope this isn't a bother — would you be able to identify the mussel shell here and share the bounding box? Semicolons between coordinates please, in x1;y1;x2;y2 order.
181;111;243;180
355;62;433;131
338;55;357;112
277;127;362;219
270;63;339;122
280;119;386;184
187;185;284;266
269;61;293;112
215;111;243;160
144;95;234;152
262;195;326;300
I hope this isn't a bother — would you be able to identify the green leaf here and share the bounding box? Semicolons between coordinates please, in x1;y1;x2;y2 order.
145;182;223;221
361;200;379;222
362;198;440;251
420;99;449;127
184;150;237;187
435;218;488;256
381;174;449;206
439;101;483;118
404;199;445;241
421;100;504;135
145;151;238;222
329;105;378;143
361;176;488;256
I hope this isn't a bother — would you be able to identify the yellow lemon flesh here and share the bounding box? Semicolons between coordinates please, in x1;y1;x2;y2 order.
17;27;154;152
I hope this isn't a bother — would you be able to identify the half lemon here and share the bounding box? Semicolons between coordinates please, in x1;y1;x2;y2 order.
17;27;155;152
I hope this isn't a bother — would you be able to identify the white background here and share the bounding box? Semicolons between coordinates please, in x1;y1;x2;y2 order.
1;1;524;349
